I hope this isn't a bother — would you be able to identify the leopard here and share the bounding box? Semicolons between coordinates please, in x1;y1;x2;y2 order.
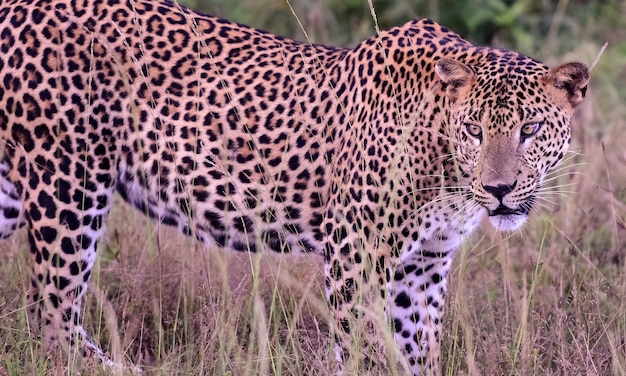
0;0;589;374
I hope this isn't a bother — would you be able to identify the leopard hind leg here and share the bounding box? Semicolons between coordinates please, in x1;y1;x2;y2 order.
0;161;24;239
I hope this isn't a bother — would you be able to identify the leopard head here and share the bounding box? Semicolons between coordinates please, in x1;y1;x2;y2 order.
435;54;589;231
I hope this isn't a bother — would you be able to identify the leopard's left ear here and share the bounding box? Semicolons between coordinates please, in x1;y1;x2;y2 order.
544;62;590;107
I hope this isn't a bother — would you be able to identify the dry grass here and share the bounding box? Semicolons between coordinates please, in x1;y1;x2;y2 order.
91;202;332;375
1;2;625;376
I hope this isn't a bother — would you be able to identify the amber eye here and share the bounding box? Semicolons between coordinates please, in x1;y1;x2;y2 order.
520;122;541;141
465;123;483;139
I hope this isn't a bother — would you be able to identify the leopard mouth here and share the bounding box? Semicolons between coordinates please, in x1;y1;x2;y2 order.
488;204;528;217
486;203;531;231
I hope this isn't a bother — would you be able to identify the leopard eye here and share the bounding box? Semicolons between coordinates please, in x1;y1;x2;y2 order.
520;122;542;142
465;123;483;139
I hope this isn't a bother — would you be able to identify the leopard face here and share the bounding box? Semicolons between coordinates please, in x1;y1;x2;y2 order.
435;57;589;231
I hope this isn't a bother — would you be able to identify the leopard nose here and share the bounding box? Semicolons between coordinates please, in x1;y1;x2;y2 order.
482;181;517;201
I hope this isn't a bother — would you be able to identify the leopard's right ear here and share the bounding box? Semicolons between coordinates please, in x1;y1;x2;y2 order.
435;58;475;103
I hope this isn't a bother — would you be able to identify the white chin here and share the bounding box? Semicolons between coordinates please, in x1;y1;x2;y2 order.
488;214;527;231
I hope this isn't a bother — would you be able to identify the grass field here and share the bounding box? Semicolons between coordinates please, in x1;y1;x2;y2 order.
1;0;625;375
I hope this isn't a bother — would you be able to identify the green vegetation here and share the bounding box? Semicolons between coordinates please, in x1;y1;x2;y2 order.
188;0;625;53
0;0;625;375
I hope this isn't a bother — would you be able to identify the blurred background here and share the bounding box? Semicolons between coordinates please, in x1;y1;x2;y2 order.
181;0;625;54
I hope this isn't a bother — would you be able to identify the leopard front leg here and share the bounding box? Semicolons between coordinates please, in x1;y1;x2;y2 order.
388;244;453;376
323;223;410;375
22;165;115;364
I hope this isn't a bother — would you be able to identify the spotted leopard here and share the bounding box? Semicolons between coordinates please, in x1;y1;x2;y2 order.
0;0;589;374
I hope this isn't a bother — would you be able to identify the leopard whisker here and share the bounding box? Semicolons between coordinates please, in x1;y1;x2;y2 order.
543;162;588;176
